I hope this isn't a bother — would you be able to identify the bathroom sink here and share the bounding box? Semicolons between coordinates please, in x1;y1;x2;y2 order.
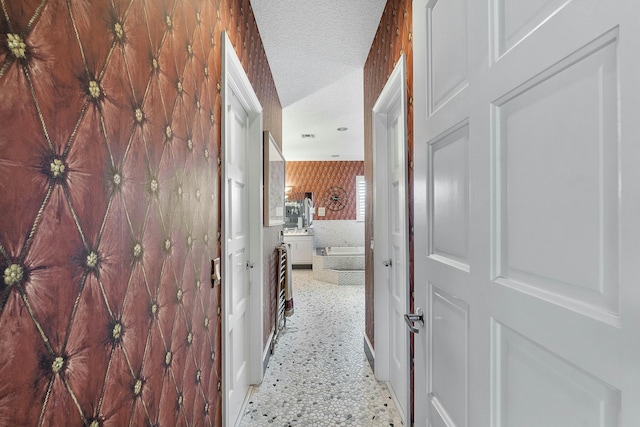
283;228;314;236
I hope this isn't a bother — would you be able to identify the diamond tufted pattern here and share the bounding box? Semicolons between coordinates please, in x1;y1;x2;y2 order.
0;0;281;425
285;161;364;221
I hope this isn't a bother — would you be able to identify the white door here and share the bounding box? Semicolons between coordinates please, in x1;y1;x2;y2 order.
225;90;250;426
222;32;264;427
373;56;409;423
413;0;640;426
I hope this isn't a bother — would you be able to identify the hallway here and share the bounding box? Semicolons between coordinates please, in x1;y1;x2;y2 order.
239;270;402;426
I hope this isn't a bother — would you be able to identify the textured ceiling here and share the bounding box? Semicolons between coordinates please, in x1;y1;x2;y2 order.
250;0;386;160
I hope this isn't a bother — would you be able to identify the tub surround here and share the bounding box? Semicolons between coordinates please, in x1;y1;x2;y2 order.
313;247;365;286
313;220;364;248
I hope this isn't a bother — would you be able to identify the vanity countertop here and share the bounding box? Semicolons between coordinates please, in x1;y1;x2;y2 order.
283;228;314;236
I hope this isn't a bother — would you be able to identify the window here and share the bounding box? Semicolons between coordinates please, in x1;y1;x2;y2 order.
356;175;365;222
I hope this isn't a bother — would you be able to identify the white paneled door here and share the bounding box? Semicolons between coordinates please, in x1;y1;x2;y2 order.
225;90;250;426
413;0;640;426
386;93;409;421
222;31;263;427
373;56;409;423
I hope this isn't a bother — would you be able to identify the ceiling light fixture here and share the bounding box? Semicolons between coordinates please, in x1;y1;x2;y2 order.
337;127;348;132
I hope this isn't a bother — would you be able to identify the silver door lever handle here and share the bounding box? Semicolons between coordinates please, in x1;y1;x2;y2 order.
383;259;392;267
404;308;424;334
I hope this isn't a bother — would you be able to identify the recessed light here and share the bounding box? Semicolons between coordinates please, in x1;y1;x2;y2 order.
337;127;348;132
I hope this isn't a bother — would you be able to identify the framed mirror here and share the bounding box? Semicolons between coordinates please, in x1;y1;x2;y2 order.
264;131;286;226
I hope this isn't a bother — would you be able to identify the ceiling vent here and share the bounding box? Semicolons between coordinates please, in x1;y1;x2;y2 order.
301;133;316;139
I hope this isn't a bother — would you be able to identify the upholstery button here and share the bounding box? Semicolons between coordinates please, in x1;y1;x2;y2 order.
50;158;66;178
7;33;26;58
133;379;143;396
4;263;23;286
133;243;142;259
114;22;124;40
88;81;101;99
86;251;98;269
51;356;65;374
112;322;123;341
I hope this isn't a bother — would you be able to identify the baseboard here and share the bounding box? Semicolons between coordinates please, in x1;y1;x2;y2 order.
263;331;274;374
364;334;375;371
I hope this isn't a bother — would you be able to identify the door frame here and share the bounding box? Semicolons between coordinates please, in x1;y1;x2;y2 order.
372;54;410;421
221;31;264;426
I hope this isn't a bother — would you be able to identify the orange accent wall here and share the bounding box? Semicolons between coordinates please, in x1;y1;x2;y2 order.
0;1;280;426
286;161;365;221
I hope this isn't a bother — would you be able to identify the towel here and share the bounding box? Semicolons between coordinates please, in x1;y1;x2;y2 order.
282;243;294;317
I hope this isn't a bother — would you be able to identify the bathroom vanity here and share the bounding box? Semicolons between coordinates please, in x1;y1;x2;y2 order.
283;230;314;266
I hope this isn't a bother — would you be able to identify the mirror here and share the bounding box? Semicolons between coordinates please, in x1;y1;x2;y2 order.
264;131;286;226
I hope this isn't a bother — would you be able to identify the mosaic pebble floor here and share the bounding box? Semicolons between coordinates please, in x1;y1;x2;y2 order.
239;269;403;427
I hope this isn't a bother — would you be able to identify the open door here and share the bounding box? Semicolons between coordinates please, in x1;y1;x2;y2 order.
413;0;640;425
221;31;264;426
373;55;409;423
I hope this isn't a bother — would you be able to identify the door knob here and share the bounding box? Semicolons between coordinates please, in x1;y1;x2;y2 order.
404;307;424;334
382;259;392;267
246;261;255;269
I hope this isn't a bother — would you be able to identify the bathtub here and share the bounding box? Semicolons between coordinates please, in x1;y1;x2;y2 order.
323;246;365;256
313;247;365;285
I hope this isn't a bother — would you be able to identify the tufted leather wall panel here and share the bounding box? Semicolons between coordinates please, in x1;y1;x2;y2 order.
363;0;413;422
285;161;364;221
0;0;281;425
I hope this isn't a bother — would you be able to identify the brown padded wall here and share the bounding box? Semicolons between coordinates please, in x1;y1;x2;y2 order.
0;0;281;425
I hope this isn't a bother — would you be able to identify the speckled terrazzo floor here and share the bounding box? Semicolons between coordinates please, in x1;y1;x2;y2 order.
239;269;403;427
